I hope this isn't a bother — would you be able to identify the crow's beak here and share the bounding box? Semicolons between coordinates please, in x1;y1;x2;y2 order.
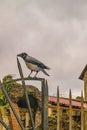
17;54;22;57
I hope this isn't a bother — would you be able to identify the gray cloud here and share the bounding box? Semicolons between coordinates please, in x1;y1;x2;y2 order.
0;0;87;97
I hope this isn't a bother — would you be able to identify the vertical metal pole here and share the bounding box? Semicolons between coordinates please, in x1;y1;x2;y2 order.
46;80;48;130
57;86;60;130
42;79;48;130
17;58;35;130
69;89;72;130
0;118;10;130
0;84;25;130
81;91;84;130
42;79;45;130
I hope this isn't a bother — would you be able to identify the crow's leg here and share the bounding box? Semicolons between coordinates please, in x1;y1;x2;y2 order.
34;71;38;77
28;70;33;77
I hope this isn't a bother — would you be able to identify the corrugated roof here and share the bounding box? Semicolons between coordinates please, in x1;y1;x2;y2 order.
48;96;87;108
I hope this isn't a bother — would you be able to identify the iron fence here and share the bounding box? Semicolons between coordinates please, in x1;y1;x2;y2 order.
0;58;48;130
0;58;87;130
49;87;87;130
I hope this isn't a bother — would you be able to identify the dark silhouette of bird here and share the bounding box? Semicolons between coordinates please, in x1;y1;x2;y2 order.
17;52;50;77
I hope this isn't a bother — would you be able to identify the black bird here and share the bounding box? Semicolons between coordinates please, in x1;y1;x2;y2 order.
17;52;50;77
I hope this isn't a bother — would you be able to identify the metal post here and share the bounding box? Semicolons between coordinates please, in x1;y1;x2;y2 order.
81;91;84;130
0;84;25;130
46;80;48;130
17;58;35;130
69;89;72;130
57;86;60;130
42;79;48;130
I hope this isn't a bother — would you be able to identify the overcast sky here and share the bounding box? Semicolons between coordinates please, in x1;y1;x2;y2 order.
0;0;87;98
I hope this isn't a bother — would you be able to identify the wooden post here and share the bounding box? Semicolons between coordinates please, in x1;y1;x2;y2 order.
69;89;72;130
57;86;60;130
81;91;84;130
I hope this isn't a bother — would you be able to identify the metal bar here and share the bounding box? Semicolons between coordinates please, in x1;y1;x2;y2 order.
46;80;48;130
69;89;72;130
0;118;10;130
49;105;84;111
81;91;84;130
42;79;45;130
0;84;25;130
42;79;48;130
0;77;44;86
17;58;35;130
57;86;60;130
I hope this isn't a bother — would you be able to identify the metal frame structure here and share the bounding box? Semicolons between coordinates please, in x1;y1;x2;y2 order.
0;58;86;130
0;58;48;130
49;88;86;130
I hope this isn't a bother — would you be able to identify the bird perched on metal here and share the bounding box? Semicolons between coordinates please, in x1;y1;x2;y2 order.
17;52;50;77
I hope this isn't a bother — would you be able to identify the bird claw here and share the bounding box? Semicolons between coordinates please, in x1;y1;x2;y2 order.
34;75;37;78
28;75;32;78
27;75;37;79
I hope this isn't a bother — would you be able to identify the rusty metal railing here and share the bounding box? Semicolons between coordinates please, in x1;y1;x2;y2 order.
0;118;10;130
49;88;85;130
0;56;86;130
0;58;48;130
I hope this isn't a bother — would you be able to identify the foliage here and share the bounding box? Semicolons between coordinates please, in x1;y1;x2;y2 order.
0;75;16;106
48;113;57;130
48;109;81;130
0;105;10;116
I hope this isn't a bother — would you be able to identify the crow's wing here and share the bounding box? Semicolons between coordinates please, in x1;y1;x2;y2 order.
25;56;50;69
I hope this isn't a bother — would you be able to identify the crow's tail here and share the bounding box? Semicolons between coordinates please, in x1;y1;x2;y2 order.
41;69;50;76
45;66;50;70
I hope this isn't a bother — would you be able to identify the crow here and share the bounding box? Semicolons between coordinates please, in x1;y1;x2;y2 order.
17;52;50;77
